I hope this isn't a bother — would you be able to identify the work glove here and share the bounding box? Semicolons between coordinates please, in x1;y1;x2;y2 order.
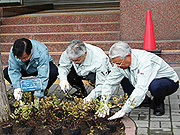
34;97;40;109
59;80;69;93
83;95;92;110
19;100;23;106
13;88;22;101
108;109;125;120
95;102;110;118
83;95;92;103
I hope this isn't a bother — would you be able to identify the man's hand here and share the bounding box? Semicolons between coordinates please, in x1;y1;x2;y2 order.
83;96;92;110
95;103;110;118
83;96;92;103
14;88;22;101
59;80;69;93
108;109;125;120
34;97;40;109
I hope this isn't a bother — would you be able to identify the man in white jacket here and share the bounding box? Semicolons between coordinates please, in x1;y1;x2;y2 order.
58;39;112;98
96;41;179;119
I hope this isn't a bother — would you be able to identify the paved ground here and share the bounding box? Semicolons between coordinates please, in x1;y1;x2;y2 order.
128;67;180;135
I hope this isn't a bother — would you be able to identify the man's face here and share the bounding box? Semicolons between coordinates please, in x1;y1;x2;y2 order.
111;54;131;69
71;52;87;64
18;50;32;63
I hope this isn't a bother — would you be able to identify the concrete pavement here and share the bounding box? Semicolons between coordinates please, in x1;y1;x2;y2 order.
128;67;180;135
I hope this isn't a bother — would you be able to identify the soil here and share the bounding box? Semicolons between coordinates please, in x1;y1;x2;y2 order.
1;91;126;135
0;119;125;135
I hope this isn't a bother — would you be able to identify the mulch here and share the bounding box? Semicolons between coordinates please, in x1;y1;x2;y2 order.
0;118;125;135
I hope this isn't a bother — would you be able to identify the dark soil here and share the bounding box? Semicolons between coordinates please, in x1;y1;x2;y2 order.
2;91;126;135
0;119;125;135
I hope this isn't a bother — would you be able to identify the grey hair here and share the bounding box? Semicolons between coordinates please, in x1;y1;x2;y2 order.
66;39;87;59
109;41;131;59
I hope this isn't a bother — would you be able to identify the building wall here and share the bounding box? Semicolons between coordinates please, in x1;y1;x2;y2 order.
1;0;179;41
119;0;179;41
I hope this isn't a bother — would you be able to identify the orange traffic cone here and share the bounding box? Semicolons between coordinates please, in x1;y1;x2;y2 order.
143;10;161;54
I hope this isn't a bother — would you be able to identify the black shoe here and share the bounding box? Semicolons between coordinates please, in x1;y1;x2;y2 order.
139;96;151;107
153;101;165;116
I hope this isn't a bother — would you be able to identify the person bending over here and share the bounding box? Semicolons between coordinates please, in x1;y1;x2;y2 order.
95;41;179;119
58;39;112;98
4;38;58;101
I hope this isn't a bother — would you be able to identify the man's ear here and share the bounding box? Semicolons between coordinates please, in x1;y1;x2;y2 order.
127;54;131;63
127;54;131;57
84;51;87;57
30;49;33;54
127;54;131;58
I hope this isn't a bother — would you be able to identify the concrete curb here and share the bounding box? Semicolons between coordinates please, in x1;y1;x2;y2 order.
122;116;137;135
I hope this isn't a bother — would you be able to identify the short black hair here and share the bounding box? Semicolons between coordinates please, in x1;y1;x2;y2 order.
12;38;32;58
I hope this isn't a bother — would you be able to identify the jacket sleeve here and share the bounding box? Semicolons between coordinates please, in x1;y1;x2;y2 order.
8;52;22;89
34;48;50;97
58;51;72;81
101;67;124;102
95;58;111;93
122;61;160;113
87;66;124;102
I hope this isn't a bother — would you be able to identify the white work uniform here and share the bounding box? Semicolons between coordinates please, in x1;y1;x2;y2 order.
58;43;112;97
102;49;179;113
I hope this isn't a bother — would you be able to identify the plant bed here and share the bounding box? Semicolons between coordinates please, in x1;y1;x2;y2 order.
0;93;127;135
0;119;125;135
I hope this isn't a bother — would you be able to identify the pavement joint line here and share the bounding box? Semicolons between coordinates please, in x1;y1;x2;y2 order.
168;96;174;135
148;107;151;135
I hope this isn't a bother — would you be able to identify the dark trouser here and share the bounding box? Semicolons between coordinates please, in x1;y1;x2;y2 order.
67;66;96;98
121;77;179;104
3;61;58;91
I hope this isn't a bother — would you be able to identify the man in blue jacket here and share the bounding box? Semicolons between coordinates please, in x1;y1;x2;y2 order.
3;38;58;100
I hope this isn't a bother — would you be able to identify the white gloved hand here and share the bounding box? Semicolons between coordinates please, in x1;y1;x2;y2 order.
108;109;125;120
14;88;22;101
83;96;92;111
59;80;69;93
34;97;40;109
19;100;23;106
83;96;92;104
95;102;110;118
